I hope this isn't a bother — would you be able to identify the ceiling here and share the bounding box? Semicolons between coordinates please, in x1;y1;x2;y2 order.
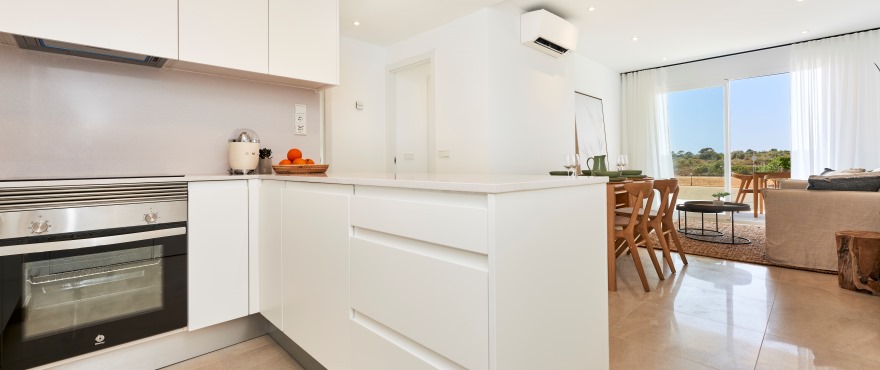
340;0;880;73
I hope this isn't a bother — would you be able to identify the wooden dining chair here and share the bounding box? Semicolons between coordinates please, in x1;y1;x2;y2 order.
611;182;656;292
616;179;685;278
658;179;689;267
732;173;755;204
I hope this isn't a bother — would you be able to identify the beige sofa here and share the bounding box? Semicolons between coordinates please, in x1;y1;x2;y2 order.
762;179;880;271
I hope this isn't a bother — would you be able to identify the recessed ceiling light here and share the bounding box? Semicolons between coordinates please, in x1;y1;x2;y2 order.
662;57;668;61
588;6;596;11
801;30;809;34
632;36;639;41
796;0;805;2
353;21;360;26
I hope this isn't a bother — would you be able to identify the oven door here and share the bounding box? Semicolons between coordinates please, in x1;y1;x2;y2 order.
0;224;187;370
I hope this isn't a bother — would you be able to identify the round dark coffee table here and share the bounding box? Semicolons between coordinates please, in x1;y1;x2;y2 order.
676;201;752;245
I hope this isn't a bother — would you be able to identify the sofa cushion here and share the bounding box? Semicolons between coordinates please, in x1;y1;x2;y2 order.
808;172;880;191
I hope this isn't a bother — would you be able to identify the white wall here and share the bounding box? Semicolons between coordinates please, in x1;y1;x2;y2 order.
0;45;320;179
386;9;492;174
326;4;621;176
325;37;387;173
486;3;574;175
572;54;623;166
486;3;622;175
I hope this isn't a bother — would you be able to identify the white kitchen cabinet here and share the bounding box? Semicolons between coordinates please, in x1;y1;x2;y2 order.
282;182;352;370
0;0;178;58
269;0;339;85
179;0;269;73
258;180;284;329
187;180;250;331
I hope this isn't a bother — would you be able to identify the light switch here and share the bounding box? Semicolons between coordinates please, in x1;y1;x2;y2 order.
439;150;450;158
404;153;415;160
294;104;307;135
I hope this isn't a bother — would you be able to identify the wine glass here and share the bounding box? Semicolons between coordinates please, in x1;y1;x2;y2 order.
616;154;628;172
564;154;578;177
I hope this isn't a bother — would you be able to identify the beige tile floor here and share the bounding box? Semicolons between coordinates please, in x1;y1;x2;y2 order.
611;248;880;370
166;250;880;370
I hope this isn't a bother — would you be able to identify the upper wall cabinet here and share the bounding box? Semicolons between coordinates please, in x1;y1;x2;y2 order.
269;0;339;85
179;0;269;74
0;0;178;59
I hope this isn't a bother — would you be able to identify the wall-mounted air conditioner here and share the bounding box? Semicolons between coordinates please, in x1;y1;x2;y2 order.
521;9;578;57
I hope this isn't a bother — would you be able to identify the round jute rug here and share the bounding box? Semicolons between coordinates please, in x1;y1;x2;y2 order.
646;219;834;274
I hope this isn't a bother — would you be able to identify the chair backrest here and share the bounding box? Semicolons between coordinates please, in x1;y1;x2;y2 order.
622;182;654;227
653;178;679;218
731;173;753;189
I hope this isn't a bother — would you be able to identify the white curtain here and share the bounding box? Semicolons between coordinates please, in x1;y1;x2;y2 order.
790;30;880;178
621;68;675;179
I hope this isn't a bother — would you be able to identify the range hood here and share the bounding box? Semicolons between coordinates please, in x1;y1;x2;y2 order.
12;35;166;68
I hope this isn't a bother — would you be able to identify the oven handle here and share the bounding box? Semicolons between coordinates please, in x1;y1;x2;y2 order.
0;227;186;257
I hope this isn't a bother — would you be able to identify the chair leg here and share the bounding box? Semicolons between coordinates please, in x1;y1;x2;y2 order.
640;223;665;281
666;221;688;265
625;233;650;292
654;224;676;274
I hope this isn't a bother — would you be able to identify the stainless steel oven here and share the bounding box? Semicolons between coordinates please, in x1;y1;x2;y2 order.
0;182;188;369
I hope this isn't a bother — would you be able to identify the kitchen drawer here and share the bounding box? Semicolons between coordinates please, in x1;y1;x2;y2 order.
350;236;488;370
350;316;439;370
350;191;487;254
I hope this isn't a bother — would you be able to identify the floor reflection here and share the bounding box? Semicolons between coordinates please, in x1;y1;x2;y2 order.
609;247;880;369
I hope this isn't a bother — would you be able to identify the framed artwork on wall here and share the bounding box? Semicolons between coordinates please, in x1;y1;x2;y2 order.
574;91;609;163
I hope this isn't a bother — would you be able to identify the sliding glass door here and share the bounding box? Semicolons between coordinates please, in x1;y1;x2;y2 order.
668;73;791;207
668;86;725;202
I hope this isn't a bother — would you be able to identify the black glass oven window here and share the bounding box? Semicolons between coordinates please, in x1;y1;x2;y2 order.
22;245;165;339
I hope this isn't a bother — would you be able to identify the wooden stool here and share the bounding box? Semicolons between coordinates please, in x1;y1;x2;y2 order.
836;230;880;295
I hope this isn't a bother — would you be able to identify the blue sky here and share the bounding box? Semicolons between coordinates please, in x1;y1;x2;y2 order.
667;73;791;153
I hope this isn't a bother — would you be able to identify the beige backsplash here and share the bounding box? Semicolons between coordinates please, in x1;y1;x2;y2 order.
0;45;320;179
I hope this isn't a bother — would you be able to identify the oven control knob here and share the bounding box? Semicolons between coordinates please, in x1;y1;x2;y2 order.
30;220;50;234
144;212;159;224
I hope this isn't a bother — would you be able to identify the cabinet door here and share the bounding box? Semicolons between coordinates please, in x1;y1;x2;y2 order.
258;180;284;329
0;0;178;58
188;180;250;331
179;0;269;73
282;182;352;370
269;0;338;84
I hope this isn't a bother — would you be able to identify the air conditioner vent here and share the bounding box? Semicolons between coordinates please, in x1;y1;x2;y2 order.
521;9;578;58
534;37;569;55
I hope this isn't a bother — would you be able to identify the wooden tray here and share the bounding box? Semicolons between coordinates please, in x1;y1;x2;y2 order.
272;164;329;174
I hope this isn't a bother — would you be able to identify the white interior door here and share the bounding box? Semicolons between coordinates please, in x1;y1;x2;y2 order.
389;60;434;174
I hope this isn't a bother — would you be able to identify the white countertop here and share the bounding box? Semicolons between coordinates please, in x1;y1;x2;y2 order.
0;172;607;193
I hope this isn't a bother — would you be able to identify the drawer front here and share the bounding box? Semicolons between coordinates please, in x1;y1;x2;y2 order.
350;195;487;254
350;237;489;370
350;317;448;370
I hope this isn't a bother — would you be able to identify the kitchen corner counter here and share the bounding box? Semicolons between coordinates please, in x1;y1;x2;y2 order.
0;173;607;194
254;173;607;193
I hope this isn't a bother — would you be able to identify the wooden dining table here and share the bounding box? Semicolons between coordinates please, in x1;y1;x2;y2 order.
749;171;790;217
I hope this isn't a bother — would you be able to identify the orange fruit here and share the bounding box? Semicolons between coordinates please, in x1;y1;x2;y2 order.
287;148;303;161
305;158;315;164
279;159;292;165
292;158;307;164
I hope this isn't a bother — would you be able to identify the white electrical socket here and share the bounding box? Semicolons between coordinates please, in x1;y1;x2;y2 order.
439;150;450;158
294;104;307;135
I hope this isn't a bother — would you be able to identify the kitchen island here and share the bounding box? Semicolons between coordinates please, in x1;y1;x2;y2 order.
0;173;609;370
251;173;609;370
